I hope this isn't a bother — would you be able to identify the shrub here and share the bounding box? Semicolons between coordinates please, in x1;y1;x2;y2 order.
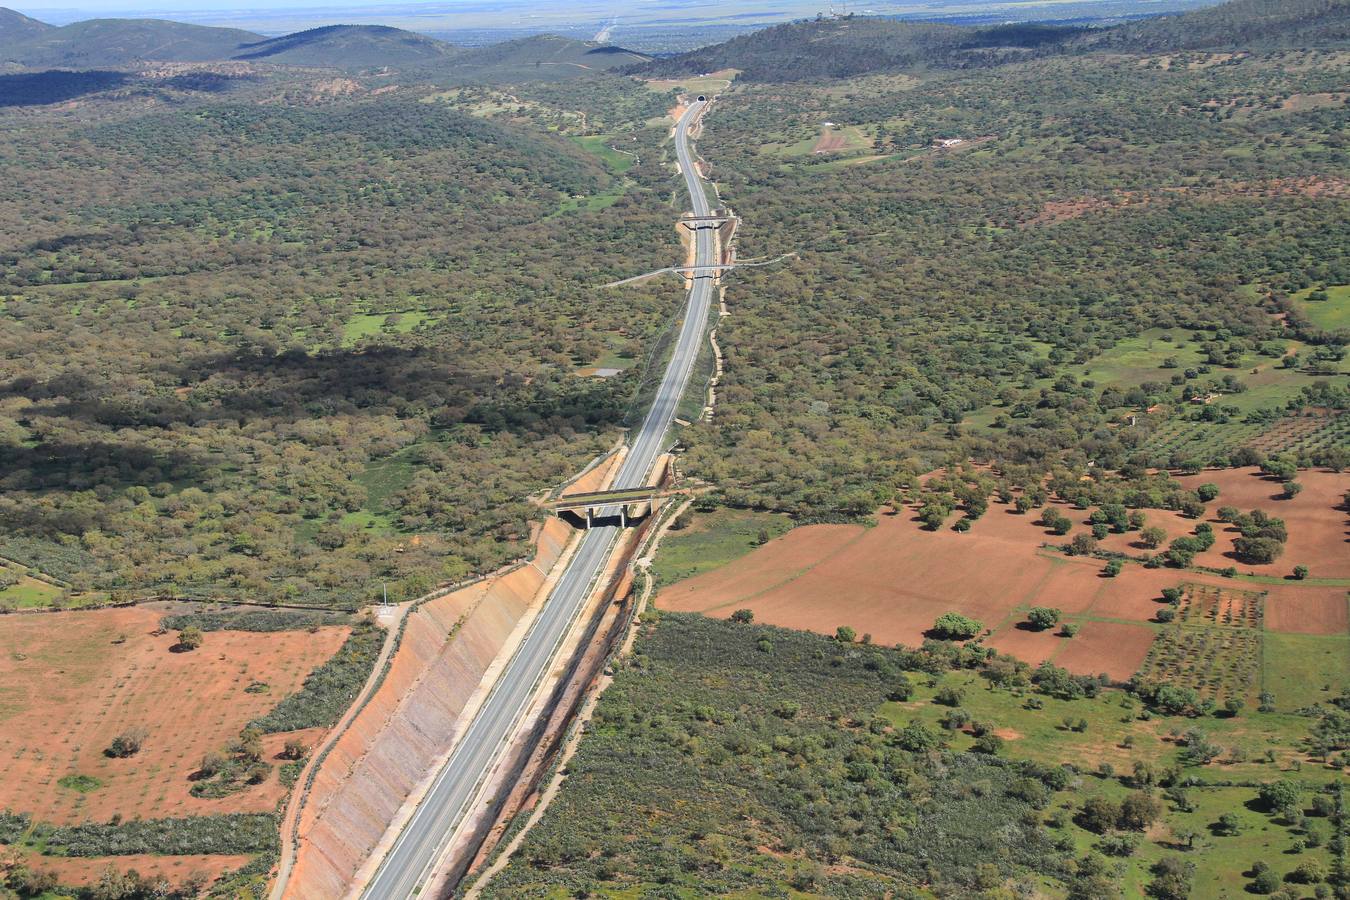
1288;860;1325;884
1069;533;1098;556
940;707;971;731
1250;869;1282;894
931;612;982;640
42;813;277;857
934;686;964;707
1120;791;1164;831
1025;607;1061;631
835;626;857;643
250;623;384;733
896;721;938;752
1258;781;1302;818
1059;623;1079;638
1103;560;1122;577
175;626;203;652
1147;856;1194;900
1292;565;1308;580
106;727;147;759
1077;796;1120;833
1235;536;1284;563
1097;833;1140;857
971;733;1003;755
729;609;754;624
1196;483;1220;502
887;676;914;701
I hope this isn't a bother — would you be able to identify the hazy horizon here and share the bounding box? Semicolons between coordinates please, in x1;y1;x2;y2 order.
8;0;1221;37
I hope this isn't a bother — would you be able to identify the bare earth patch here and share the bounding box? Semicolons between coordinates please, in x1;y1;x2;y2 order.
1177;467;1350;580
14;851;253;890
0;605;349;825
657;467;1348;677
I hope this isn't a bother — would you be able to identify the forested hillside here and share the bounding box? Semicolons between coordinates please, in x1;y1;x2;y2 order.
680;37;1349;516
0;16;262;67
0;73;678;607
632;1;1350;82
631;18;1082;82
1087;0;1350;51
231;25;456;67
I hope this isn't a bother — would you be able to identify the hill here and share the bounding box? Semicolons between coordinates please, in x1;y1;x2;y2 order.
436;35;651;83
629;17;1079;82
232;24;457;67
0;17;261;67
0;7;53;50
1083;0;1350;51
632;0;1350;83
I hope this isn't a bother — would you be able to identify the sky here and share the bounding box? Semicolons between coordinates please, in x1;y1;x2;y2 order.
10;0;1220;36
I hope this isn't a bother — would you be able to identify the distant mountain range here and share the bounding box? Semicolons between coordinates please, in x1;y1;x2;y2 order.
3;0;1342;82
0;9;650;76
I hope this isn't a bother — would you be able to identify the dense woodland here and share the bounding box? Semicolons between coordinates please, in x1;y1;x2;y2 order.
0;72;679;607
681;38;1349;516
483;613;1350;897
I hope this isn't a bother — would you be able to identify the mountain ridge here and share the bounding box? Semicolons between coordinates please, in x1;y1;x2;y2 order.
232;24;458;67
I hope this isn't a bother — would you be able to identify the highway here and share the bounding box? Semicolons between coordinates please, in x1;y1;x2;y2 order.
360;98;716;899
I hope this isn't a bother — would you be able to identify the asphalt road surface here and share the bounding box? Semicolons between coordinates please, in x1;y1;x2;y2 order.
360;99;716;900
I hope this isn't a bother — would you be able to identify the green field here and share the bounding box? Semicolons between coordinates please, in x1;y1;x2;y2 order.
555;191;623;214
1069;329;1205;387
880;670;1344;786
342;453;420;533
650;507;792;587
643;70;738;98
1294;284;1350;332
1263;631;1350;711
0;572;65;609
56;774;103;794
340;310;437;347
571;134;636;174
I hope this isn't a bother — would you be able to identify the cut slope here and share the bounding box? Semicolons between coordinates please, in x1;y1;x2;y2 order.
232;24;457;68
0;17;261;67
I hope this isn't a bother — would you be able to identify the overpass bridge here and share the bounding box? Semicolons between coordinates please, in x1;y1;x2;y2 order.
545;486;683;529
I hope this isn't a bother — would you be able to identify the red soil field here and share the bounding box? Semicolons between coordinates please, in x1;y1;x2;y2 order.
14;851;253;890
0;605;349;826
984;623;1063;668
1047;621;1159;682
657;469;1349;678
657;505;1174;675
1178;467;1350;579
1264;584;1350;635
